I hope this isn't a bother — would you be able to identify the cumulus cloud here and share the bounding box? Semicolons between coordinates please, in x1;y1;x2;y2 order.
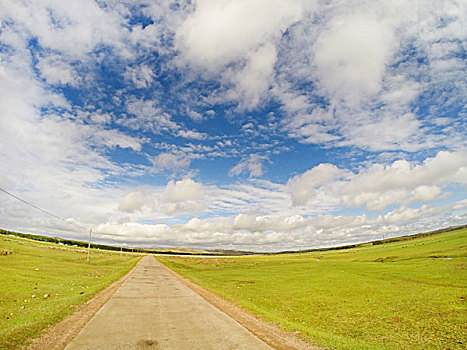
411;186;442;203
383;205;433;225
232;43;277;109
117;179;206;216
159;179;205;215
289;164;342;206
75;196;466;251
118;191;149;213
343;151;466;197
342;151;467;210
313;16;395;106
287;151;467;211
162;178;204;203
274;0;466;152
175;0;303;110
232;213;309;233
176;0;302;67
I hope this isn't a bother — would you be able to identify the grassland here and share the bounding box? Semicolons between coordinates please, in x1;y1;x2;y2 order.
158;228;467;350
0;234;141;349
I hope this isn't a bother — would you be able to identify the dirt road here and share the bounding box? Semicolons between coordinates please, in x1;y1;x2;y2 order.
65;255;273;349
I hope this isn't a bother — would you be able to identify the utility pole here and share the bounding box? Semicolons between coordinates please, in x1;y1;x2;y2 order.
120;245;123;257
87;227;92;262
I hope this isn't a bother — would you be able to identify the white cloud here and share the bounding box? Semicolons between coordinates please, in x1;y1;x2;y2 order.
0;12;145;233
186;108;204;122
229;154;268;178
151;153;192;172
125;99;179;133
344;151;466;195
176;0;302;68
118;191;149;213
1;0;126;58
312;213;379;232
91;127;145;151
206;180;296;218
158;179;206;215
380;75;422;107
176;129;207;140
351;189;410;212
232;43;277;110
162;178;204;203
1;152;465;250
124;65;155;88
160;201;205;216
88;112;112;125
124;99;207;140
117;179;205;216
175;0;303;110
411;186;442;203
286;151;466;212
273;0;466;152
341;113;422;152
383;205;433;225
455;167;467;185
313;16;396;106
341;151;467;210
232;213;309;233
59;196;465;251
36;54;80;86
289;163;342;206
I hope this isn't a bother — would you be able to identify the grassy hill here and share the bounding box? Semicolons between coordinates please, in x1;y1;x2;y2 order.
0;234;141;348
158;227;467;350
0;229;258;256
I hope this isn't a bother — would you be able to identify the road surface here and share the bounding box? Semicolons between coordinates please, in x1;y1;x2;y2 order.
65;255;273;350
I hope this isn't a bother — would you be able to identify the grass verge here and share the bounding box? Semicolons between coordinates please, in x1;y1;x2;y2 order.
0;234;141;349
158;228;467;350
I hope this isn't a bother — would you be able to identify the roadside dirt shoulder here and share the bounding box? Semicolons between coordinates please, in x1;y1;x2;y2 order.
25;257;143;350
158;258;323;350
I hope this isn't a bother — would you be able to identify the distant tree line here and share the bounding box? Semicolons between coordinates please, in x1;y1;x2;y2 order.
0;228;253;256
271;224;467;255
370;224;467;245
0;228;148;253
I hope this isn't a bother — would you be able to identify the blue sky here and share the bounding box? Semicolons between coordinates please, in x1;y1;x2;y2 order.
0;0;466;251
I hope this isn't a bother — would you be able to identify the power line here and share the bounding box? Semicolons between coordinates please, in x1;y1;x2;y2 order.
0;186;127;237
0;186;134;247
0;186;88;231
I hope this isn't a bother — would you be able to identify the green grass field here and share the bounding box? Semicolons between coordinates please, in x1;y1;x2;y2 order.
0;234;141;349
158;228;467;350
